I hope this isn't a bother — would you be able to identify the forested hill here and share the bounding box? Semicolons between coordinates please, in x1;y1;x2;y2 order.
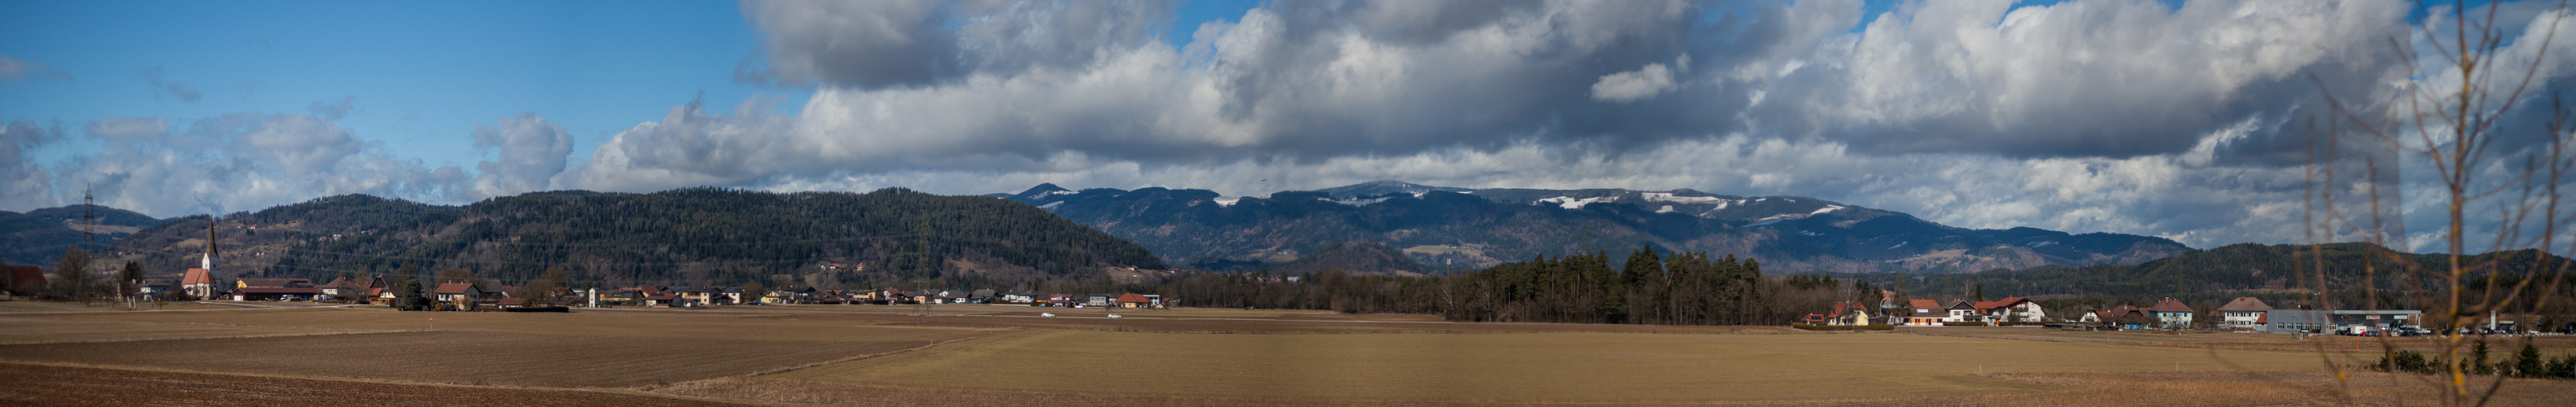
100;188;1165;288
994;181;2188;274
1;205;171;265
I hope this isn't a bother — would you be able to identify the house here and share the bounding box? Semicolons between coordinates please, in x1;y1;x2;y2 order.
999;291;1038;304
643;294;679;307
2;265;44;297
1905;299;1945;326
721;287;746;304
2147;298;2196;329
1047;294;1077;307
1975;296;2046;322
1143;294;1166;309
1086;294;1114;308
1944;300;1984;325
970;289;996;303
137;279;174;299
434;282;483;310
316;278;360;299
496;298;527;309
2215;297;2273;330
1115;293;1151;309
1825;300;1872;326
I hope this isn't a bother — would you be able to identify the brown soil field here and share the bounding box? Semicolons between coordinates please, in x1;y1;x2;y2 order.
1912;326;2576;353
0;329;992;387
763;329;2330;402
0;362;740;406
7;302;2572;405
661;370;2576;407
0;316;378;344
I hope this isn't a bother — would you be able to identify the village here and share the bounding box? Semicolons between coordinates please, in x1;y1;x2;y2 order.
1797;294;2508;336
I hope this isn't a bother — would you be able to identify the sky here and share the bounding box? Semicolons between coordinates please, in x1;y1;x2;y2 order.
2;0;2572;252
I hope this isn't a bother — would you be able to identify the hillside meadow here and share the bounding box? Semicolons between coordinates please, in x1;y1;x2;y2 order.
0;301;2568;405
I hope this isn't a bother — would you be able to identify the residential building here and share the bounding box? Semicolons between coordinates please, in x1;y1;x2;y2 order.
1826;300;1872;326
1975;296;2047;322
2215;297;2273;330
1905;299;1944;326
434;282;483;310
1;265;43;297
2147;298;2195;329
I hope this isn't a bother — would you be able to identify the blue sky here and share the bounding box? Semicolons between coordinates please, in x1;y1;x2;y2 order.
1;0;790;170
2;0;2569;252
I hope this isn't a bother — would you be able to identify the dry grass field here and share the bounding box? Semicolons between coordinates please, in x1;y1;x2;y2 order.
2;302;2573;405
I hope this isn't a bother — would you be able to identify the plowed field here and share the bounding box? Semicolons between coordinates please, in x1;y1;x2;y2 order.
0;329;992;387
0;362;737;406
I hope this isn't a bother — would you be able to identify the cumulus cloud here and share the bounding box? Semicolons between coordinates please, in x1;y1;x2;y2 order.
0;55;73;84
0;120;62;210
1590;62;1677;103
28;0;2576;253
51;112;467;217
470;113;574;199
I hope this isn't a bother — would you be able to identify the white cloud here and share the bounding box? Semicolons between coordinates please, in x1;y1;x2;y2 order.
1590;63;1675;103
0;55;73;84
470;113;574;199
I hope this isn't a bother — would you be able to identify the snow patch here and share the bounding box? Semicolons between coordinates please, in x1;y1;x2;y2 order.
1889;241;1909;249
1535;195;1617;209
1326;197;1391;207
2024;241;2058;247
1642;192;1724;204
1036;201;1063;210
1748;215;1795;226
1213;196;1242;207
1656;205;1676;213
1810;205;1845;216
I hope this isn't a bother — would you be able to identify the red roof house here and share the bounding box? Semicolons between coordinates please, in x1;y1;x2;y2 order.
2;265;43;296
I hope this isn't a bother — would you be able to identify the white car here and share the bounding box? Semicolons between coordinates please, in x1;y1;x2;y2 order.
1106;313;1122;318
1040;313;1056;317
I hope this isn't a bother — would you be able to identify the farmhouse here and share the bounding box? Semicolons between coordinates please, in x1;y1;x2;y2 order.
999;291;1037;304
1086;294;1114;307
1944;300;1983;325
2147;298;2195;329
1824;301;1871;326
1;265;43;297
2215;297;2272;330
1115;293;1151;309
230;278;320;301
1904;299;1944;326
1975;297;2045;322
434;282;483;310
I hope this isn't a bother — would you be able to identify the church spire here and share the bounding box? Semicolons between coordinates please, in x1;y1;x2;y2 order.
202;214;218;271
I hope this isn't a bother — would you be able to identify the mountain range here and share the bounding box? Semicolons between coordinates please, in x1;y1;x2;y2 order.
992;181;2189;274
0;205;171;266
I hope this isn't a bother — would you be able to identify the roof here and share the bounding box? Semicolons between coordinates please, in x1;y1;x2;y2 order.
2;265;43;289
232;287;321;295
238;278;310;288
181;269;216;285
2216;297;2272;312
1116;293;1150;303
1909;299;1941;310
318;278;355;289
645;295;677;300
432;282;479;295
497;298;527;306
2147;298;2194;313
1830;300;1869;317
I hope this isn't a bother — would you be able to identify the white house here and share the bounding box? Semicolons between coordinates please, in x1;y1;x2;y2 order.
2216;297;2273;330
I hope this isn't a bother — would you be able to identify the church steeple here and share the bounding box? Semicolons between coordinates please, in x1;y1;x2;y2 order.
202;215;218;272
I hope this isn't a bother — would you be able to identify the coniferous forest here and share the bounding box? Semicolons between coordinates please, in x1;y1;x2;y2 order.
1158;246;1845;326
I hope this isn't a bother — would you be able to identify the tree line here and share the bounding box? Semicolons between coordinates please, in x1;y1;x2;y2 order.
1157;246;1845;326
